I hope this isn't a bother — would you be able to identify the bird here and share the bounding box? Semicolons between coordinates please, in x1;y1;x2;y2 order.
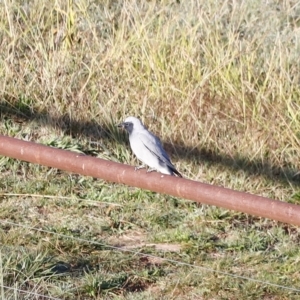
118;116;182;177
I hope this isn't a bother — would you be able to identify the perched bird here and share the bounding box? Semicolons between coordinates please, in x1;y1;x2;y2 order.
118;116;182;177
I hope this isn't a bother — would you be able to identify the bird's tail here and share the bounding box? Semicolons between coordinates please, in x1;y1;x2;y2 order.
169;166;182;178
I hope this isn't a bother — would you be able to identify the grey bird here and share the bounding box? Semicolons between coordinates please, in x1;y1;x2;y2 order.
118;116;182;177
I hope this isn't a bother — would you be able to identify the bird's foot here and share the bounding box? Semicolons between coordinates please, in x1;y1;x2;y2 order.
135;165;146;171
146;168;156;173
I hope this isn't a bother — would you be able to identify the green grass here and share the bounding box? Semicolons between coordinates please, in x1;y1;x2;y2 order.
1;0;300;299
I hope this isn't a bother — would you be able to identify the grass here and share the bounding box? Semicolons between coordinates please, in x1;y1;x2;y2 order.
1;0;300;298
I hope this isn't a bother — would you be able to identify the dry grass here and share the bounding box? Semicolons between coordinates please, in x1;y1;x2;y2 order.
1;0;300;299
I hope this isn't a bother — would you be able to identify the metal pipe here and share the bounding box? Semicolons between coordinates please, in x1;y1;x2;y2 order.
0;134;299;225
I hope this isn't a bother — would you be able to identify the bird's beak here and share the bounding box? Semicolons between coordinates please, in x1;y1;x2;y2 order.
117;122;124;129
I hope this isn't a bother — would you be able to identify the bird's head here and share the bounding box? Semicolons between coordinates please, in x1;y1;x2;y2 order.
117;116;144;134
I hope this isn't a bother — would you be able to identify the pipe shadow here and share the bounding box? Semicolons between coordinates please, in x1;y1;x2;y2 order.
170;143;300;187
0;101;299;188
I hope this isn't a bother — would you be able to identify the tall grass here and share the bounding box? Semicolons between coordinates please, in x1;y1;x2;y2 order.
1;0;300;178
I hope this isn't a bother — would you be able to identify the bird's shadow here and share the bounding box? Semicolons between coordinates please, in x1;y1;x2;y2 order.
0;100;299;188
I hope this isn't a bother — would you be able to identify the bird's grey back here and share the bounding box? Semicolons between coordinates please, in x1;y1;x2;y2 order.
131;128;178;172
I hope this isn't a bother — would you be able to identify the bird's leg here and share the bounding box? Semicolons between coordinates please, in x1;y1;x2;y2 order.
146;168;156;173
135;165;146;171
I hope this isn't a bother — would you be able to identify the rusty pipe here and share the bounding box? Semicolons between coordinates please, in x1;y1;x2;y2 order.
0;134;299;225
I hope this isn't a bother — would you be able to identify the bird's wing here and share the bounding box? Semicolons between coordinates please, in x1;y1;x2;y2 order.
135;130;182;177
137;130;173;166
